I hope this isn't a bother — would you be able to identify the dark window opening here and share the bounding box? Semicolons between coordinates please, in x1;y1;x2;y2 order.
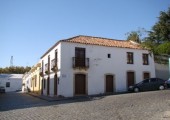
48;55;50;71
6;82;10;87
75;47;86;67
143;54;149;65
144;72;150;79
108;54;111;58
127;52;133;64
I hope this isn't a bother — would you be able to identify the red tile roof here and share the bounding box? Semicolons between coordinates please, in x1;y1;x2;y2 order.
61;35;143;49
41;35;144;58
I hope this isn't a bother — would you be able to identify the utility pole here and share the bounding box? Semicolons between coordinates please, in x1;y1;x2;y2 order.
10;56;13;67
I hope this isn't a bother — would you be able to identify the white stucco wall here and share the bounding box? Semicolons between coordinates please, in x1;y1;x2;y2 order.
41;43;61;96
0;74;23;92
40;42;155;97
58;42;155;97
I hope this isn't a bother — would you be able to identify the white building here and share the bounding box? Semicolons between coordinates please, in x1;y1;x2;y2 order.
38;35;155;97
0;74;23;92
22;72;31;92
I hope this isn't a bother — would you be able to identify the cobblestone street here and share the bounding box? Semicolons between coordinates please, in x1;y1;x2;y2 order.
0;90;170;120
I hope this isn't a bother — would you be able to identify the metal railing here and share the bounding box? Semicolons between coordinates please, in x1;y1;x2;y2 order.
72;57;89;69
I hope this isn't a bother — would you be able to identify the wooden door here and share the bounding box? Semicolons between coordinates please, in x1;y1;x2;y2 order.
127;72;135;88
47;77;50;95
75;74;86;95
106;75;114;93
54;74;57;95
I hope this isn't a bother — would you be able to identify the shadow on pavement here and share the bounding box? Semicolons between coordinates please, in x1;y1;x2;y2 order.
2;90;163;112
0;92;106;112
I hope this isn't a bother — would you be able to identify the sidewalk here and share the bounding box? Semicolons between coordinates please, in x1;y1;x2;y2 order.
27;91;129;102
27;92;74;102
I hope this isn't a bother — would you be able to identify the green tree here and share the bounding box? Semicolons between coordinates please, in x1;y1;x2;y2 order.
0;66;31;74
126;28;147;43
144;7;170;54
155;42;170;55
126;31;140;43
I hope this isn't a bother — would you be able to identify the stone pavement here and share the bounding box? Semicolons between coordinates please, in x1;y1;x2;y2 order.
1;90;170;120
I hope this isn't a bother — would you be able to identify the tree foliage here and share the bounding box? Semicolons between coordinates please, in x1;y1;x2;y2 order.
126;28;147;43
0;66;31;74
126;7;170;55
126;31;140;43
155;42;170;55
143;7;170;55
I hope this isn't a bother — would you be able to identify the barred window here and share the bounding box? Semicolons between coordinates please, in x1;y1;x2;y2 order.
143;54;149;65
127;52;133;64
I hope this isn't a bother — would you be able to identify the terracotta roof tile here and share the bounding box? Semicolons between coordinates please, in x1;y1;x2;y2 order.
41;35;144;58
61;35;143;49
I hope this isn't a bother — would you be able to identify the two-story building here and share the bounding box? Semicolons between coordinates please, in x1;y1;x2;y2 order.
22;63;41;94
37;35;155;97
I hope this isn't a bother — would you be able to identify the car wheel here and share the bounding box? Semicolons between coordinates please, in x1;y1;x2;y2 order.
134;87;139;92
159;85;164;90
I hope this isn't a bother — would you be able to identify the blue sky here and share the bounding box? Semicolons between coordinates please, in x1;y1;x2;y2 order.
0;0;170;68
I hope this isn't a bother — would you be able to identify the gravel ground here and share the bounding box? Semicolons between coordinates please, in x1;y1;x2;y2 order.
0;90;170;120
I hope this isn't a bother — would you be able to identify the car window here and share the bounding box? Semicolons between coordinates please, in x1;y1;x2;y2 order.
143;79;149;83
150;78;157;82
157;78;164;82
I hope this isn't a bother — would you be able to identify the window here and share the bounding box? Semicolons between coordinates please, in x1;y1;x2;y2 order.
45;64;48;71
55;49;58;64
108;54;111;58
6;82;10;87
75;47;86;67
150;78;157;82
143;79;149;83
48;55;50;71
42;60;44;73
143;72;150;79
127;52;133;64
143;54;149;65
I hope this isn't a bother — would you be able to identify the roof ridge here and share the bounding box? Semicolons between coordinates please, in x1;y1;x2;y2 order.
63;35;127;42
41;35;144;59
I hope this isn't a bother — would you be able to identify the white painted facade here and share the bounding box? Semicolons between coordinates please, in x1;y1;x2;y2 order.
0;74;23;92
22;72;31;92
40;40;155;97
